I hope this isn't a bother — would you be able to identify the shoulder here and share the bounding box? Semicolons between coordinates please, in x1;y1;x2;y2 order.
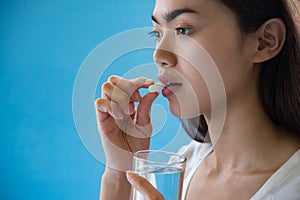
252;149;300;200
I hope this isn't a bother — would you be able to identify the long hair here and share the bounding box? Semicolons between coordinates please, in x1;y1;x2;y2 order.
183;0;300;142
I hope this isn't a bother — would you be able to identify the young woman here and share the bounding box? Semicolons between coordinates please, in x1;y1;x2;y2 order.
95;0;300;199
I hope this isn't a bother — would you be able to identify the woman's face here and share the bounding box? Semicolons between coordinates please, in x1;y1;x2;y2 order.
152;0;257;119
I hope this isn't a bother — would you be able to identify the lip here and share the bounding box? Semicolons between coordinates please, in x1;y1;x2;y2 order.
158;76;183;97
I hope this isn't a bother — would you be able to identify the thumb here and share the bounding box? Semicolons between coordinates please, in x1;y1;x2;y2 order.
126;171;165;200
136;92;159;127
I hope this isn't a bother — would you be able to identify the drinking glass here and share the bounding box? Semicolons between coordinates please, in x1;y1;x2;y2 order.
131;150;187;200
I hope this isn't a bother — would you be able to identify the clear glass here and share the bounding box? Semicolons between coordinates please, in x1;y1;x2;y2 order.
131;150;187;200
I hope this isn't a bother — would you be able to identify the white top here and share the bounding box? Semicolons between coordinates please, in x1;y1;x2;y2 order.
179;140;300;200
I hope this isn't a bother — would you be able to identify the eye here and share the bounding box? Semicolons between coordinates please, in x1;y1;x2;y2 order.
175;27;192;35
148;30;163;40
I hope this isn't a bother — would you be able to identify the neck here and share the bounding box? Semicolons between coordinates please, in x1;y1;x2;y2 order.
205;91;294;172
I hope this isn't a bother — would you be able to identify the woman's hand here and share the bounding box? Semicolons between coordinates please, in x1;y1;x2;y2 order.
127;171;165;200
95;75;158;172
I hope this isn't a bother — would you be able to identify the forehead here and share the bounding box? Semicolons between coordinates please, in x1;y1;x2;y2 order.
153;0;211;15
152;0;226;22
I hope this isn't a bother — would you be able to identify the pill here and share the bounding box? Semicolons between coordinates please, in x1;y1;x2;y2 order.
148;82;165;93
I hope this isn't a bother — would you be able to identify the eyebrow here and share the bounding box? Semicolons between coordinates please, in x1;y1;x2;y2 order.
151;8;198;25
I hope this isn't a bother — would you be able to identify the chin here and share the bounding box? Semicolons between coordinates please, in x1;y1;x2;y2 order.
168;100;204;119
169;105;181;118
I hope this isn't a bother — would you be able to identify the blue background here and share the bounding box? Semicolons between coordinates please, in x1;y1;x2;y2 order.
0;1;191;199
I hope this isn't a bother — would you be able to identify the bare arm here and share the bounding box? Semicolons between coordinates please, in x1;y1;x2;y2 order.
100;169;131;200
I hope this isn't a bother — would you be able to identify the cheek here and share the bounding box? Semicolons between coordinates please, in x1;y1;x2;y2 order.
204;39;244;72
197;22;245;73
171;62;212;118
200;34;250;96
187;68;211;113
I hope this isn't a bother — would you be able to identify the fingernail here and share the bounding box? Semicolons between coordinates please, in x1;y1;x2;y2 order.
126;171;138;181
145;79;154;84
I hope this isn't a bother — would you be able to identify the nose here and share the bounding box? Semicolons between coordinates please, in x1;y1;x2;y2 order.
153;29;178;68
153;48;177;68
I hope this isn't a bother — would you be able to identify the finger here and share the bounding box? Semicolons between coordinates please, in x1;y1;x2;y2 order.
136;92;159;126
101;82;134;115
131;77;155;88
129;102;136;118
126;171;165;200
109;75;154;102
95;98;124;121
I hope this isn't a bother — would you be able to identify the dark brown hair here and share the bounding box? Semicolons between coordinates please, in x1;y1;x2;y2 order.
217;0;300;136
183;0;300;142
